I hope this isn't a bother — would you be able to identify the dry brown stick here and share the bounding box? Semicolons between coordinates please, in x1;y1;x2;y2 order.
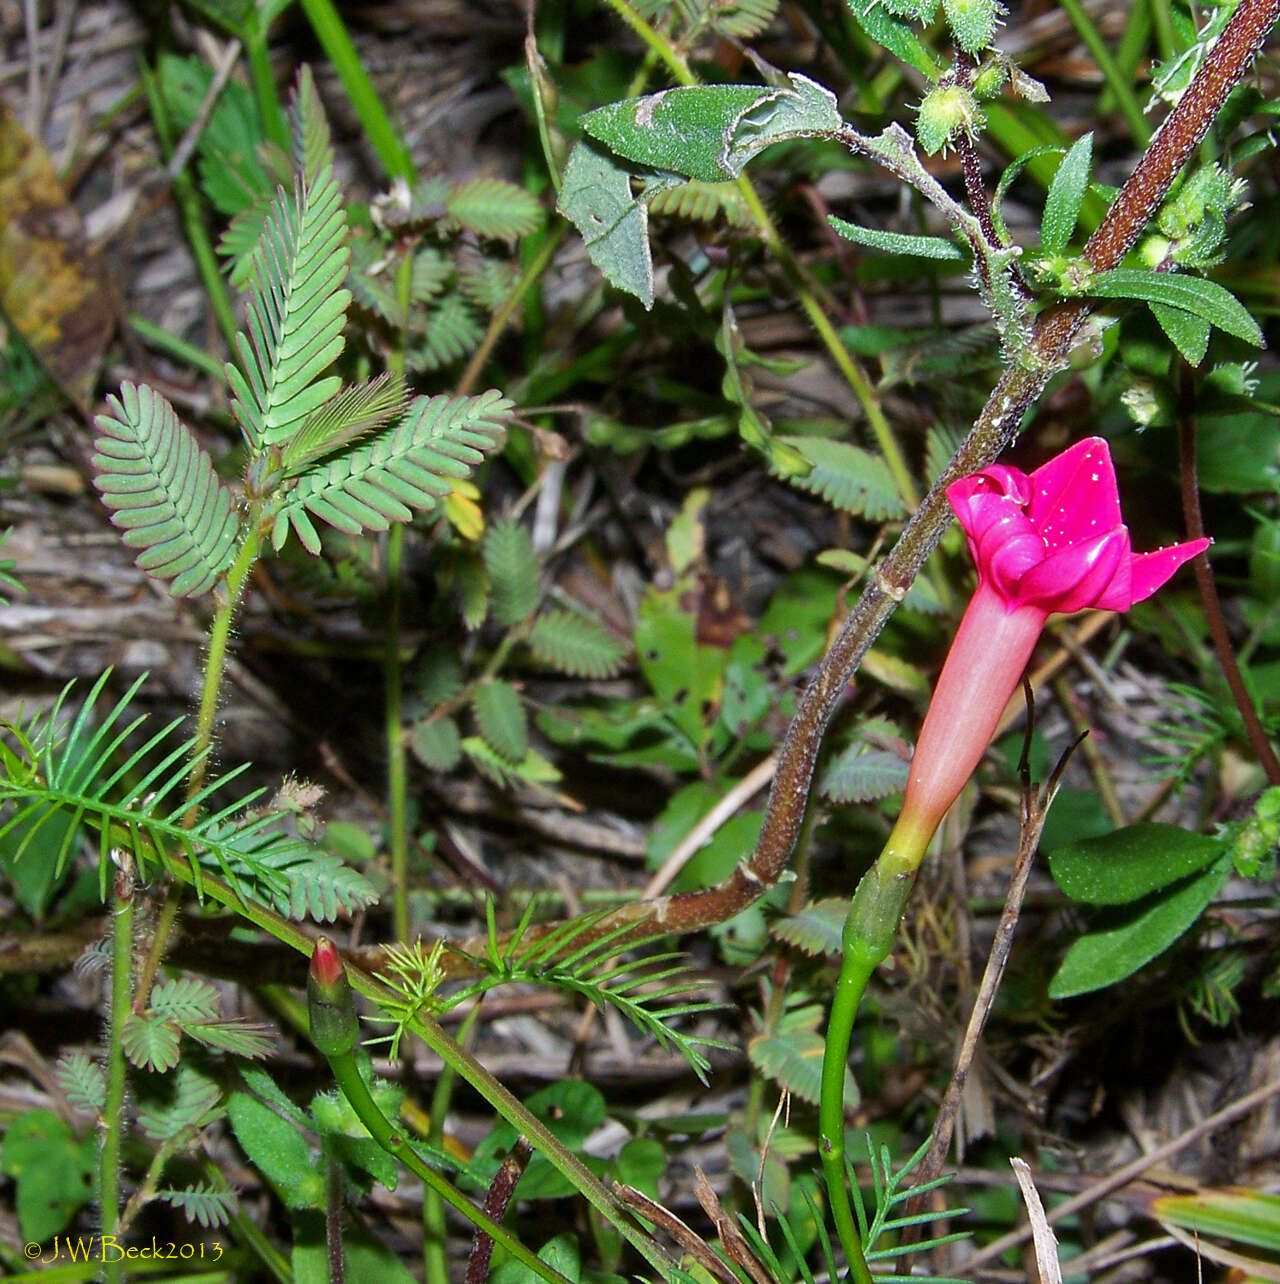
1177;370;1280;785
959;1075;1280;1274
912;700;1085;1201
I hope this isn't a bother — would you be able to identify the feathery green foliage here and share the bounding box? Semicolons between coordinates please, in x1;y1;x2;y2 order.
483;517;539;626
271;389;510;554
92;383;239;598
530;610;629;679
0;673;378;919
226;67;350;450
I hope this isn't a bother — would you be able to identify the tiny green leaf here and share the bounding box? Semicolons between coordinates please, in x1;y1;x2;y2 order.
843;0;940;78
1041;132;1092;255
1049;822;1226;905
1048;854;1232;998
1089;269;1263;347
410;716;462;772
1153;1188;1280;1254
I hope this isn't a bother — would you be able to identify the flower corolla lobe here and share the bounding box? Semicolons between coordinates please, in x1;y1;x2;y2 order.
946;437;1208;616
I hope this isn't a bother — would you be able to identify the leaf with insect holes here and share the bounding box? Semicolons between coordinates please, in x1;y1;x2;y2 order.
482;517;539;626
272;390;509;555
93;383;238;598
530;610;629;678
445;176;543;241
472;680;529;763
557;142;655;309
225;68;351;451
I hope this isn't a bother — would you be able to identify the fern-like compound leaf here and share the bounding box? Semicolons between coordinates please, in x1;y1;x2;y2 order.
529;609;629;678
226;68;351;451
93;383;239;598
279;372;409;474
272;389;510;555
445;176;544;240
482;516;539;626
161;1184;237;1230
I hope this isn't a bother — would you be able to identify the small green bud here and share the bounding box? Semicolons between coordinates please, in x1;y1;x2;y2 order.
916;84;983;155
943;0;1002;53
1138;235;1173;269
308;936;360;1057
971;58;1009;99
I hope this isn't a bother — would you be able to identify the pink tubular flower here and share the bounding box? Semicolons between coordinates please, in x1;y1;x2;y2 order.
882;438;1209;872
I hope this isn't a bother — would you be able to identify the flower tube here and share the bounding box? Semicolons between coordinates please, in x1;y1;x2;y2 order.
881;436;1209;876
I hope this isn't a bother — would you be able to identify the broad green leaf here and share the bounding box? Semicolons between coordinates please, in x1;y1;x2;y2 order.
1153;1188;1280;1254
614;1138;666;1200
1090;268;1263;347
828;215;964;259
1150;301;1211;365
557;142;655;307
1049;822;1226;905
227;1090;324;1209
580;84;772;182
1195;411;1280;493
1048;854;1232;998
493;1234;582;1284
0;1109;95;1243
472;680;529;763
1040;132;1092;255
634;594;726;749
722;74;842;174
0;802;76;919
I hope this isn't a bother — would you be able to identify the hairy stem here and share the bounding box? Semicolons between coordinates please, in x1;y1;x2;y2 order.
99;873;133;1284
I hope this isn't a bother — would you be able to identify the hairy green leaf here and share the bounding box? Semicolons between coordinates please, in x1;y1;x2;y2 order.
1041;132;1092;255
1089;268;1263;346
227;1090;323;1209
530;610;628;678
410;716;462;772
1049;855;1232;998
482;517;539;626
272;389;510;555
1049;822;1226;905
829;215;963;259
771;898;846;957
1150;301;1211;365
472;680;529;763
93;383;239;597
